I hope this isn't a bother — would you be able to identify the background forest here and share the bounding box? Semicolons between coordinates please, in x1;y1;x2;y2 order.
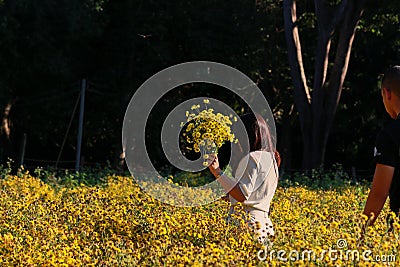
0;0;399;177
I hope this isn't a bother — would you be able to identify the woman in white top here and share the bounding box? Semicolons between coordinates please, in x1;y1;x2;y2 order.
208;112;280;245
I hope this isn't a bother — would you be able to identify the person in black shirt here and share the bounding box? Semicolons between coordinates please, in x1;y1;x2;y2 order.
364;65;400;225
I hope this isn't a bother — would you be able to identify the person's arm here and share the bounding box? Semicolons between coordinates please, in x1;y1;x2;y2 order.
224;182;246;202
274;151;281;168
208;155;246;202
363;164;395;225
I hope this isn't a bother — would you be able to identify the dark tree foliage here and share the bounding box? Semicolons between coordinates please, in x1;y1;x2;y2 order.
0;0;398;174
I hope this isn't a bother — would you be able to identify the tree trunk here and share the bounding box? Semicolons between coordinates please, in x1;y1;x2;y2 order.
283;0;365;170
0;99;16;162
283;0;312;169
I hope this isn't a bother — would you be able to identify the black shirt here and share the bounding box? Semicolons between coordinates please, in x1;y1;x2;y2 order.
374;114;400;213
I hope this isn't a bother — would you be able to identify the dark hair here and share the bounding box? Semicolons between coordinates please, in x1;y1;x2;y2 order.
240;112;274;152
382;65;400;97
231;112;280;174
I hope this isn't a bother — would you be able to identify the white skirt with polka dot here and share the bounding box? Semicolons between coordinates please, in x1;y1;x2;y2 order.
247;209;274;246
227;206;274;246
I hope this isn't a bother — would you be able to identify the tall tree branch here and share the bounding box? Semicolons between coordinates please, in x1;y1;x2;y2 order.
283;0;311;140
312;0;332;108
283;0;311;104
325;0;365;117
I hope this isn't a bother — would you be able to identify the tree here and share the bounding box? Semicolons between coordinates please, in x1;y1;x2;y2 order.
283;0;366;169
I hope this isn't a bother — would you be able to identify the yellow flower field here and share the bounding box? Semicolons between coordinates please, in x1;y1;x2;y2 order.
0;173;399;266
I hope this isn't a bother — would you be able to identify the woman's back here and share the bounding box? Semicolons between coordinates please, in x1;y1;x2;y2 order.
233;151;278;213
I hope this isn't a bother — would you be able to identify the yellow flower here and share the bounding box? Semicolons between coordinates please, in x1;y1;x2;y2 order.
2;145;393;266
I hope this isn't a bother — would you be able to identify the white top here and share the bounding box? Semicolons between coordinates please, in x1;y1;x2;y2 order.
230;151;278;213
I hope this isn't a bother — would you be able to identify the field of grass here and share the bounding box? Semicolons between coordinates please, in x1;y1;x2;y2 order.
0;167;399;266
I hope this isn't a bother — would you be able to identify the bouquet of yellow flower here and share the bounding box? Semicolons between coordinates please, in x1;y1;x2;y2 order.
181;99;238;166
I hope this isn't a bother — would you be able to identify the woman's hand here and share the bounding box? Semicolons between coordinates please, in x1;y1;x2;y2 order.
207;154;221;178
